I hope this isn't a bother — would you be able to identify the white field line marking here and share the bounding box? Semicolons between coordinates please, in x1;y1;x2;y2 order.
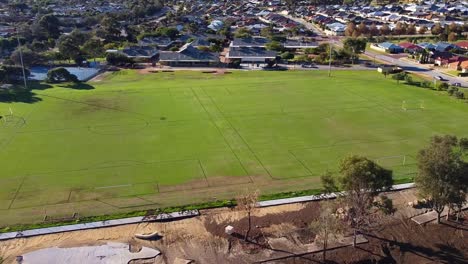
95;184;132;189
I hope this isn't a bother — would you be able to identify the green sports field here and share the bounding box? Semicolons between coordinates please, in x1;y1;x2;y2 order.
0;70;467;225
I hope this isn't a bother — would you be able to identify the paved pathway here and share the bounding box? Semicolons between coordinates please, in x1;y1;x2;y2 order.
0;210;199;241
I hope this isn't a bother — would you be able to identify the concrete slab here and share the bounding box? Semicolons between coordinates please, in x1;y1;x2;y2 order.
20;242;160;264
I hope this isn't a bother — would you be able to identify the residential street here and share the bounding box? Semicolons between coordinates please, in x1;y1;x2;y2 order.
285;15;468;87
364;49;468;87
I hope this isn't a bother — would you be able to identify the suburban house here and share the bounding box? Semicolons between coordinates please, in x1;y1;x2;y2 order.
159;43;219;67
448;59;468;71
417;42;437;51
225;47;277;66
230;37;269;48
107;46;159;61
208;20;224;31
437;54;468;68
398;42;423;54
371;42;404;53
325;22;346;36
434;42;457;52
138;36;173;50
283;40;319;49
455;40;468;50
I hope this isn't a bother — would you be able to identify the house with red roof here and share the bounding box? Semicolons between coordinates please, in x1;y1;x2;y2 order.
449;60;468;71
440;55;468;68
455;41;468;50
398;42;423;54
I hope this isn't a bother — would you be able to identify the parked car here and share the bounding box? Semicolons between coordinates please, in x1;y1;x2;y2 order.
301;63;317;68
451;82;462;87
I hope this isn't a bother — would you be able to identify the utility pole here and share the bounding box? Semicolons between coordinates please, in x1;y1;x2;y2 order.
328;40;332;77
15;27;28;89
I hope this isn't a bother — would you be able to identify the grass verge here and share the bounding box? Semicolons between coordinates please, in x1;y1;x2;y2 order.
0;178;414;234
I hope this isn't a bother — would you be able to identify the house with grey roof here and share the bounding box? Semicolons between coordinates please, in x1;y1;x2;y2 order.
226;47;277;65
108;46;159;60
159;43;219;67
230;37;270;48
370;42;404;53
138;36;173;49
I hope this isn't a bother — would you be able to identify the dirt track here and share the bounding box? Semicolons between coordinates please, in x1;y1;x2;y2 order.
0;189;467;264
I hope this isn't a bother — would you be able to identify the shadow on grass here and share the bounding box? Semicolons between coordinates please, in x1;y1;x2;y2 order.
0;88;42;104
28;82;53;90
58;82;95;90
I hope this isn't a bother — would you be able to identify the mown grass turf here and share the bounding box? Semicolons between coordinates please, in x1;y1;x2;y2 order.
0;70;467;213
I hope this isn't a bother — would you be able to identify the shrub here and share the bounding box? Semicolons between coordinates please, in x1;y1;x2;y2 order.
454;91;464;99
421;80;432;88
437;82;449;91
404;75;413;84
447;86;458;95
374;195;395;215
459;137;468;152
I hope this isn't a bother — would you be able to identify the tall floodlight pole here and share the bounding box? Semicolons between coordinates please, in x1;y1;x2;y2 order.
15;27;28;89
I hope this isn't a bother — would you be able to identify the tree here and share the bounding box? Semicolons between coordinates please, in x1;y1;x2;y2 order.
343;38;366;65
234;27;252;38
448;32;457;42
380;24;391;35
46;67;79;83
265;41;284;52
82;39;104;62
0;65;30;84
393;22;406;36
38;14;61;39
448;23;458;34
280;51;294;60
155;27;179;40
357;22;369;37
339;155;393;246
58;36;81;62
310;202;344;262
106;52;134;66
236;190;259;241
369;24;379;37
97;15;121;42
431;23;443;35
10;47;44;67
416;135;468;224
418;26;428;35
345;22;357;37
406;24;416;35
260;26;274;39
321;171;338;194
